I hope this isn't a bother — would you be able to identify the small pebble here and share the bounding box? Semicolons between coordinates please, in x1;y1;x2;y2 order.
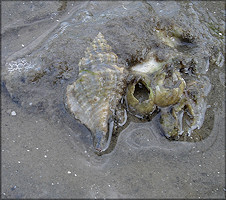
11;111;16;116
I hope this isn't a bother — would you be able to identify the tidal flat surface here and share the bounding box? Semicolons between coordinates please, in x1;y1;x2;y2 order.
1;1;225;198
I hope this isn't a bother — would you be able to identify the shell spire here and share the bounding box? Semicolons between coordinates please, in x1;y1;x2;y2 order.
78;32;118;71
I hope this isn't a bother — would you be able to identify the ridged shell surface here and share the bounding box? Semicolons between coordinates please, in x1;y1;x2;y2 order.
66;33;127;151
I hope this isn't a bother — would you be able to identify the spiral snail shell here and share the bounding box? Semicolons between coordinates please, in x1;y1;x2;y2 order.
66;33;127;152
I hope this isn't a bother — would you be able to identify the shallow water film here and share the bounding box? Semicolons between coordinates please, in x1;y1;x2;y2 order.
1;1;225;198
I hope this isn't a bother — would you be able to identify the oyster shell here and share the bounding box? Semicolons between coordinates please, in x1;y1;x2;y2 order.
65;33;127;152
126;76;155;115
126;51;210;140
126;69;186;116
126;52;186;115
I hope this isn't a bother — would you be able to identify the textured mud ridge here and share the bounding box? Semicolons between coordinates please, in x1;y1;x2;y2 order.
2;1;224;153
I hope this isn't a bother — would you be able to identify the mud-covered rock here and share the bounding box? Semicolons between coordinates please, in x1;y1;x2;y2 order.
2;1;224;151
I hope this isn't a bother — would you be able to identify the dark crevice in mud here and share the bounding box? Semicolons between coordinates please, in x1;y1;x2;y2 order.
125;46;157;68
126;54;146;67
57;1;68;12
176;33;199;52
176;41;198;52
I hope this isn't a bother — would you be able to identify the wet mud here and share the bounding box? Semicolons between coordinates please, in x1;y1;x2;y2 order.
1;1;225;198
